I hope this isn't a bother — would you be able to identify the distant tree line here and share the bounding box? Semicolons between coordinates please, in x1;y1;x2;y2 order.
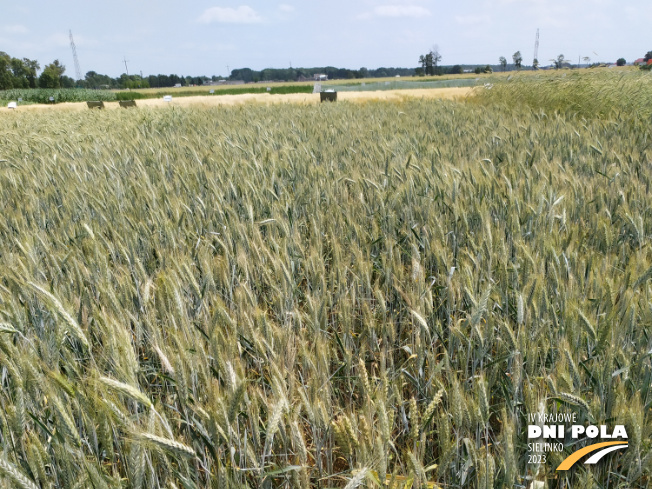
0;50;214;90
233;63;481;81
2;50;425;90
0;52;64;90
85;72;210;89
228;66;417;83
8;47;650;92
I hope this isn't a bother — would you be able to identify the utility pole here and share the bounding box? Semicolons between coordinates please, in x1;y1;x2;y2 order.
533;28;539;69
69;30;82;81
123;56;129;76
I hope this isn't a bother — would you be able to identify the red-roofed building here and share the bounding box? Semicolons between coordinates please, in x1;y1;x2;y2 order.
634;58;646;65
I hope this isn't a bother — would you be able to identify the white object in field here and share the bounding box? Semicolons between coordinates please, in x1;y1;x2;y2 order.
266;87;271;91
529;482;545;489
325;89;334;93
49;96;54;102
7;101;17;109
163;95;172;102
313;83;321;94
209;89;215;94
17;97;22;102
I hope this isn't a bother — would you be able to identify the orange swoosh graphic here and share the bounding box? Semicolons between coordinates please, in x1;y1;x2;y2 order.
556;441;628;471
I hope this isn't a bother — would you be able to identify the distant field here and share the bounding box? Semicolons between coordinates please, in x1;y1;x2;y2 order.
0;69;651;489
0;87;116;104
0;73;488;105
115;84;314;100
118;73;489;96
0;87;474;113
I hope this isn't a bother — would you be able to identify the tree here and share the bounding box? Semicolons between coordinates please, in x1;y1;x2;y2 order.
431;45;442;70
0;52;13;90
513;51;522;70
418;46;442;76
38;70;57;88
616;58;626;66
420;52;435;75
9;58;28;88
499;56;507;71
551;54;565;69
582;56;591;67
60;75;75;88
147;75;159;87
640;52;652;71
230;68;255;83
533;58;539;70
418;54;426;75
23;58;39;88
419;53;434;75
39;60;65;88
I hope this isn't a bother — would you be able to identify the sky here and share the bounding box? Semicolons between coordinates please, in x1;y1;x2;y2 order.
1;0;651;78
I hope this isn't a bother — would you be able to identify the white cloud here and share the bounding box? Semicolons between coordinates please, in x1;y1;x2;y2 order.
373;5;431;18
198;6;263;24
3;24;29;34
279;4;295;12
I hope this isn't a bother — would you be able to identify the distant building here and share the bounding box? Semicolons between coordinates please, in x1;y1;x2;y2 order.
314;74;328;81
634;58;646;65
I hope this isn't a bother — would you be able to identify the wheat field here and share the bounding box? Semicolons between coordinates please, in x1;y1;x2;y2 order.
0;70;651;488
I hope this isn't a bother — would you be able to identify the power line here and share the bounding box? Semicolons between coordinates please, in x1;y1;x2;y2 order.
123;56;130;76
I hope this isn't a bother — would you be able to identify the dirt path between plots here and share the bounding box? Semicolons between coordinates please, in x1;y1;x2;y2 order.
0;87;473;113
